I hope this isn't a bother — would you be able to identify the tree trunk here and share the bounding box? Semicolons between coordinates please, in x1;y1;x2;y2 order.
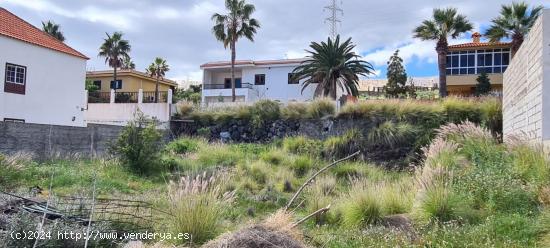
231;40;236;102
436;38;448;98
511;33;524;58
155;75;159;103
113;66;117;93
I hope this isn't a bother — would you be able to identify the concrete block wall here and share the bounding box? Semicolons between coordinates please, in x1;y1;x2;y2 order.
503;9;550;144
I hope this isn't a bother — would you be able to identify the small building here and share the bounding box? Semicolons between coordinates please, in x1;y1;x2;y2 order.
0;8;89;127
200;58;319;104
446;32;512;95
86;69;177;93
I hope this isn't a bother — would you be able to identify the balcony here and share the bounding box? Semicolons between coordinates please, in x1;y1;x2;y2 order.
203;83;253;90
87;90;171;104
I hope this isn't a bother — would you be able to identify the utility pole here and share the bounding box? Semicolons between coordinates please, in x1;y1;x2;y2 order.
324;0;343;38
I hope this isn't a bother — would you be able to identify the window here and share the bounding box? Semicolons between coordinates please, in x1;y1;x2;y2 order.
224;78;242;88
254;74;265;85
288;73;299;84
93;80;101;90
110;80;122;89
446;48;510;75
4;63;26;94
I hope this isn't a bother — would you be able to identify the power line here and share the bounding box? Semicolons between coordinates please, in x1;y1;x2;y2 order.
324;0;343;38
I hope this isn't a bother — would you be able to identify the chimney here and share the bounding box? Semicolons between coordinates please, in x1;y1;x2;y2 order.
472;32;481;43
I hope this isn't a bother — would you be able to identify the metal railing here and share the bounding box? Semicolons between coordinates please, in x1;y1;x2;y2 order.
203;83;253;90
143;91;168;103
114;92;139;103
87;92;110;103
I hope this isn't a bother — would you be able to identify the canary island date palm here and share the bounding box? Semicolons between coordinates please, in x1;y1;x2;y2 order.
485;2;543;56
42;20;65;42
146;57;170;103
212;0;260;102
98;32;131;89
291;35;374;100
413;8;473;97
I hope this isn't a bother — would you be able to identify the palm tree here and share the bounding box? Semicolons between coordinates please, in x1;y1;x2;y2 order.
121;56;136;70
212;0;260;102
292;35;374;100
41;21;65;42
413;8;473;97
485;2;543;56
146;57;170;103
98;32;131;90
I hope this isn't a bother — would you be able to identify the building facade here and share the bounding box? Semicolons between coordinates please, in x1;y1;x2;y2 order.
503;9;550;147
0;8;89;127
446;32;512;95
86;69;178;93
200;59;319;104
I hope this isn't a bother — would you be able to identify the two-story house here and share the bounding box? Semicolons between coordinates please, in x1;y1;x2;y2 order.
0;8;88;126
200;58;319;104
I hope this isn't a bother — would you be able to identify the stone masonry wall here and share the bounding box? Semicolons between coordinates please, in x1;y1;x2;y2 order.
503;10;549;143
0;122;124;159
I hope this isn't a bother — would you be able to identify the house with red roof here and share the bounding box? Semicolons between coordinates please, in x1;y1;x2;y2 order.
0;7;88;126
445;32;512;96
200;58;323;104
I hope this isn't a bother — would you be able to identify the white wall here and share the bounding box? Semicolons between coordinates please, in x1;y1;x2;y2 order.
0;36;87;126
503;9;550;145
84;103;171;128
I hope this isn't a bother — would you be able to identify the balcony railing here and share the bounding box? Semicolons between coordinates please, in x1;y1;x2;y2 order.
88;92;110;103
203;83;253;90
143;91;168;103
87;90;171;103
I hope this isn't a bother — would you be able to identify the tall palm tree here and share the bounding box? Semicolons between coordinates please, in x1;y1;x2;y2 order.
413;8;473;97
98;32;131;90
121;56;136;70
485;2;543;56
292;35;374;100
146;57;170;103
41;21;65;42
212;0;260;102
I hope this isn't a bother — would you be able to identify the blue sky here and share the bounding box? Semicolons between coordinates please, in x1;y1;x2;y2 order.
1;0;549;81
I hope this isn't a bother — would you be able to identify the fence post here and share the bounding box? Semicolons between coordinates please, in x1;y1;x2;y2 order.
167;89;173;104
138;89;143;104
110;89;115;104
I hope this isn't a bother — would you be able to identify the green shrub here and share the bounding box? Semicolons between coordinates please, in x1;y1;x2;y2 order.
281;102;309;119
341;181;384;228
367;121;417;148
442;97;482;124
324;129;363;159
250;100;281;127
380;180;413;215
509;143;549;187
480;97;503;134
109;111;163;174
165;138;199;154
196;144;242;169
305;175;337;225
282;136;322;157
166;173;232;245
291;156;313;177
260;149;285;166
308;98;335;118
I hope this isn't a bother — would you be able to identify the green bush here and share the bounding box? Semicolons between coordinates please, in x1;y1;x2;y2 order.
308;98;335;118
324;129;363;159
442;97;482;124
281;102;309;119
250;100;281;127
291;156;313;177
282;136;322;157
165;138;199;154
260;149;285;166
367;121;417;148
341;182;384;228
109;112;163;174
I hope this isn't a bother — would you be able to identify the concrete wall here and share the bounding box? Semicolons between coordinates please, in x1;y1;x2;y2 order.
0;122;123;159
503;9;550;144
0;36;87;127
85;103;171;127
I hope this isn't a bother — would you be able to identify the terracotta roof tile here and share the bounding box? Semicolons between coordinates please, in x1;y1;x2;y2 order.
448;42;511;49
0;8;88;59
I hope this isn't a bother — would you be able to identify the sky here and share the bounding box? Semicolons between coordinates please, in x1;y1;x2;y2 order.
2;0;549;82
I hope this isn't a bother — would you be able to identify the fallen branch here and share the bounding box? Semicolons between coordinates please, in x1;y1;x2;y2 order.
291;204;331;228
284;151;360;211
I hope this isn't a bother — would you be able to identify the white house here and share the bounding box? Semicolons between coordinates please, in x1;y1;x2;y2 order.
200;58;321;104
0;8;88;127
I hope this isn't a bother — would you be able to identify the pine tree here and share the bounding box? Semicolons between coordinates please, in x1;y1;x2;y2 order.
475;71;491;96
385;50;407;98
